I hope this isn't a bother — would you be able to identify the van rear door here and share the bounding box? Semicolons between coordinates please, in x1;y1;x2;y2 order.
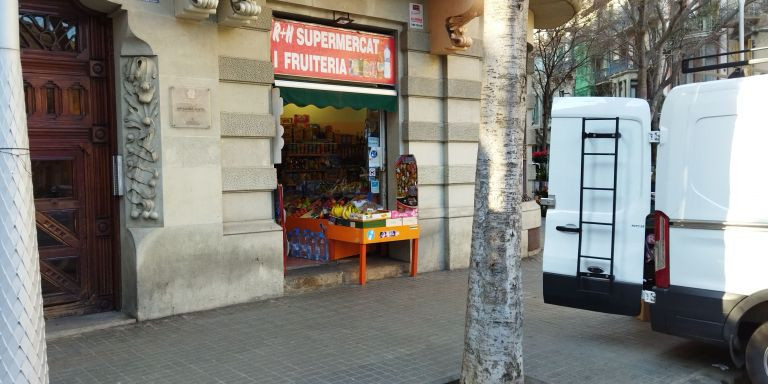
542;98;652;316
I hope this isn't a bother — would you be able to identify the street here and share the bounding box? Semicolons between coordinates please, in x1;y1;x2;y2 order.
47;253;746;384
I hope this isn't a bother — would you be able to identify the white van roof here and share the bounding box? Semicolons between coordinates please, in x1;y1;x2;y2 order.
552;97;650;126
665;73;765;100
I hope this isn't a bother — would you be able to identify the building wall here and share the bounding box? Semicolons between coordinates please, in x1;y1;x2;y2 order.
399;23;483;271
104;0;284;320
90;0;490;320
72;0;548;321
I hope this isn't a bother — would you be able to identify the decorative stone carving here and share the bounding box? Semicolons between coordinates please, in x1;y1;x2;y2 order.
232;0;261;16
218;0;262;27
123;57;160;221
445;0;483;52
175;0;218;21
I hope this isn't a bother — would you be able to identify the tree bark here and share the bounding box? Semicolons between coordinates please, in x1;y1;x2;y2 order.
460;0;528;383
540;91;553;148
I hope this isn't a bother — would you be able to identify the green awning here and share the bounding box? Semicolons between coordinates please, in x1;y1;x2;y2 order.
279;86;397;112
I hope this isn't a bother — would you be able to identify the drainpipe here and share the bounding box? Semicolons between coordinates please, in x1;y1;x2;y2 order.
0;0;50;383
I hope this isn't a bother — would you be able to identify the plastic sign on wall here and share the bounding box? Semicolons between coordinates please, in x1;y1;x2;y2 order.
409;3;424;29
271;19;396;86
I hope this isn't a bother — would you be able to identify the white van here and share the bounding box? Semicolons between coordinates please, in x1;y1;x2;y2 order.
542;74;768;383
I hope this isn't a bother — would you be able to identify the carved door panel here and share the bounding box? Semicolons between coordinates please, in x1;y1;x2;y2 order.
20;0;119;318
32;151;91;309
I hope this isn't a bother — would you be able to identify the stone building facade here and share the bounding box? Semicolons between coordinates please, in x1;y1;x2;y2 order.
14;0;578;321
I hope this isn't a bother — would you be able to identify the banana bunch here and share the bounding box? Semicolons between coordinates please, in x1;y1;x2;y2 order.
331;203;360;219
344;204;361;219
331;204;344;218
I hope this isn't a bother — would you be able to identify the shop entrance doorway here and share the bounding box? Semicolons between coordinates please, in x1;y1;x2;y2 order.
277;102;388;269
270;17;403;280
19;0;120;318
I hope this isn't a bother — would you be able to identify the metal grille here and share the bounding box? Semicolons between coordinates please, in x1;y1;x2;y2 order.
18;13;78;52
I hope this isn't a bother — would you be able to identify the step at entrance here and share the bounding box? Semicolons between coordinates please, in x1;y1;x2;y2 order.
284;257;409;294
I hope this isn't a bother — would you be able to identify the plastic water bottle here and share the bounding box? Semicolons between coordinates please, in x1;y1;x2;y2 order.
290;229;300;257
297;230;304;258
317;233;327;262
301;229;311;259
309;233;318;261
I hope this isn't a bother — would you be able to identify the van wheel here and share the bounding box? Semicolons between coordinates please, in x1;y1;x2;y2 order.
746;322;768;384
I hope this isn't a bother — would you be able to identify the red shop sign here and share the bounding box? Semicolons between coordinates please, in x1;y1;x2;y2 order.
271;19;396;86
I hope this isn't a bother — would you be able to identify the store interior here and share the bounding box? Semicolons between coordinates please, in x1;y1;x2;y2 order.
278;103;388;269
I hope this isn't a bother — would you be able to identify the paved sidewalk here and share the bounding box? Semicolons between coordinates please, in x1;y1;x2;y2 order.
48;256;742;384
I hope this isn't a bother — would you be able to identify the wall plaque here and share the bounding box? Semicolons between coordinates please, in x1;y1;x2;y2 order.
170;87;211;128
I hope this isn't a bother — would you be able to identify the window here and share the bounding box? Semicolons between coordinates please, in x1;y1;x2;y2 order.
19;13;78;52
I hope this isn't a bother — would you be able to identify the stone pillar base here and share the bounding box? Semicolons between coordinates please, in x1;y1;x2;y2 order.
521;200;542;258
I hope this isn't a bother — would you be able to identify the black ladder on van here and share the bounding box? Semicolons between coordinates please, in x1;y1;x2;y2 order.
576;117;620;293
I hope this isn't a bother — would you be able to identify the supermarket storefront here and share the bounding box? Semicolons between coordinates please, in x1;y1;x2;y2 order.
270;19;420;277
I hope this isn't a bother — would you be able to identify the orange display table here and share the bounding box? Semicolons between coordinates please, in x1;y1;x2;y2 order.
325;223;420;285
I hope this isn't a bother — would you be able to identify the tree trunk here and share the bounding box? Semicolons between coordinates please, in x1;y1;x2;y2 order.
540;91;553;149
634;0;648;100
460;0;528;383
649;91;664;131
540;92;553;183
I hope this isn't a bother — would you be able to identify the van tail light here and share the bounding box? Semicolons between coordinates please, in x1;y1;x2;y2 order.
653;211;670;289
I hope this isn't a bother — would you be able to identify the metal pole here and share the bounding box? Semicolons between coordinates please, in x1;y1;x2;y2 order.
720;0;728;76
0;0;50;382
739;0;746;61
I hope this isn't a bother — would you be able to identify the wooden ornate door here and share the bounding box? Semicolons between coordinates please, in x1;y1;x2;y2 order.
19;0;119;318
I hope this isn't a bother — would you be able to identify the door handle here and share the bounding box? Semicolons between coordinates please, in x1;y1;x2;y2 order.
556;225;580;233
112;155;124;197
